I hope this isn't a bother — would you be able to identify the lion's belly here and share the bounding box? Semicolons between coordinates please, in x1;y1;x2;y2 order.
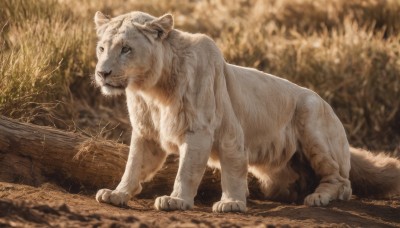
245;123;298;169
207;127;298;173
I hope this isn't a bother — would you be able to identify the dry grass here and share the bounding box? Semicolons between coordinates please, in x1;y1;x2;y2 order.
0;0;95;127
1;0;399;151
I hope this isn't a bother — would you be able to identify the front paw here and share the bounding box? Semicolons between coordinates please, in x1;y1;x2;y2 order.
212;200;247;213
304;192;331;206
95;189;130;207
154;195;193;211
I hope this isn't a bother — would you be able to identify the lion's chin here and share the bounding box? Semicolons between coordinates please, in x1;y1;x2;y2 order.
101;84;126;96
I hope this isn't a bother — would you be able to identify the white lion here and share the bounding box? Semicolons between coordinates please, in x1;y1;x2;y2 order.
93;11;400;212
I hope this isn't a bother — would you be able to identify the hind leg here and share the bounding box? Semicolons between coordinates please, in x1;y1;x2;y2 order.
302;136;352;206
302;148;352;207
298;95;352;206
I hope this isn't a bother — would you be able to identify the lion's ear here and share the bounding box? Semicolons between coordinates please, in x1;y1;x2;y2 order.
94;11;110;28
144;14;174;39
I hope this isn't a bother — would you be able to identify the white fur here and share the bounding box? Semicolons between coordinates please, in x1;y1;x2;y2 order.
93;11;399;212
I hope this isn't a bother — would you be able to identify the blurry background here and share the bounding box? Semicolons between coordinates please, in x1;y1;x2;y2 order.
1;0;399;152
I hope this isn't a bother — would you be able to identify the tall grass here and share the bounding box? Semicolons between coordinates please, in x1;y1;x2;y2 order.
0;0;95;127
1;0;399;151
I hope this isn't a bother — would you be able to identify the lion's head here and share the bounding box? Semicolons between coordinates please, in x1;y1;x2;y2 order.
94;11;173;95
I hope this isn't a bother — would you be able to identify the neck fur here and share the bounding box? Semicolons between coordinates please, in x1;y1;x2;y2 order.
143;35;183;105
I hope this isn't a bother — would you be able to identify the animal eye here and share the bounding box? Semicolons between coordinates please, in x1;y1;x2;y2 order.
99;46;104;52
121;46;131;54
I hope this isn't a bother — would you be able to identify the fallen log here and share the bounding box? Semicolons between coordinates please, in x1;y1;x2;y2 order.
0;116;223;199
5;116;394;203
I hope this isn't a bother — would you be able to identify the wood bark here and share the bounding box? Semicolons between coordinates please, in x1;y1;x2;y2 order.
0;116;225;198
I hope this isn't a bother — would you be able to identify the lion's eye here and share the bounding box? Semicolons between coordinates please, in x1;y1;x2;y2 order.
99;46;104;52
121;46;131;54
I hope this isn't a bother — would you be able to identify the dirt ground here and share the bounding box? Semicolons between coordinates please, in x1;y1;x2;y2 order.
0;182;399;227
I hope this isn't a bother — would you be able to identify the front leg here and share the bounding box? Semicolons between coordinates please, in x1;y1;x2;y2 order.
96;133;166;206
212;137;248;213
154;130;212;211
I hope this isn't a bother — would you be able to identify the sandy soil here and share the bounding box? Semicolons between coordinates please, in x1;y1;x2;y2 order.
0;182;399;227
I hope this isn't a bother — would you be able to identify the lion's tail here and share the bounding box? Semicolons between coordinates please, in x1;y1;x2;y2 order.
349;147;400;198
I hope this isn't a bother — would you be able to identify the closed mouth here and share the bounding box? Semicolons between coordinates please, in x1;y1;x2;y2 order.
104;83;125;90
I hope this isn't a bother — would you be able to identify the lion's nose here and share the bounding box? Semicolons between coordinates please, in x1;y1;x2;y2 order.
97;70;112;79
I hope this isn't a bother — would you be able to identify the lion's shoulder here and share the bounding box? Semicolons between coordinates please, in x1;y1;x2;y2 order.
169;31;223;61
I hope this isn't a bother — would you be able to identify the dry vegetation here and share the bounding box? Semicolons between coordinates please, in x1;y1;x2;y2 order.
1;0;400;151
